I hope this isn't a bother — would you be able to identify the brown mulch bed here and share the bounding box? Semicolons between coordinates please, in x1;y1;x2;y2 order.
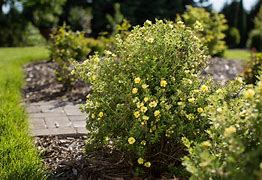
36;136;132;180
23;61;91;104
24;58;245;179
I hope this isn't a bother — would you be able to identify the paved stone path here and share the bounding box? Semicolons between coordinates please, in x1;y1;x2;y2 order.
26;100;88;136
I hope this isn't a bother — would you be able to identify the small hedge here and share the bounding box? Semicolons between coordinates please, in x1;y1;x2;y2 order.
50;25;105;90
244;53;262;84
182;76;262;179
179;6;228;57
76;20;218;176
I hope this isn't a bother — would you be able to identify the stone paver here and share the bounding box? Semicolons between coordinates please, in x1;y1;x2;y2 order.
26;100;88;136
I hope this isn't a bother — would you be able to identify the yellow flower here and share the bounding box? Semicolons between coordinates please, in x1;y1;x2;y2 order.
141;106;148;113
200;85;209;92
134;77;141;84
91;114;95;118
201;141;212;148
128;137;136;144
137;158;144;164
216;108;223;113
216;89;223;93
197;107;204;113
188;98;195;103
244;89;255;99
141;140;146;145
149;101;157;108
142;84;149;89
224;126;236;137
132;88;138;94
177;102;183;106
144;97;149;102
145;37;154;43
142;115;149;121
144;162;151;168
154;110;161;117
136;102;144;108
259;82;262;94
236;77;243;83
134;111;140;118
98;112;104;118
160;79;168;87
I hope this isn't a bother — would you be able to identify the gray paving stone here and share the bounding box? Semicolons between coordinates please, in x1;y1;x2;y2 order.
32;128;50;136
72;121;86;128
27;105;41;113
26;100;88;136
49;127;77;136
75;127;88;135
30;117;46;129
30;112;67;118
40;105;64;113
68;115;86;121
45;117;72;128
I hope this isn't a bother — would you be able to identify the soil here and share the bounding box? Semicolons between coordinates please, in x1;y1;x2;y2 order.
23;61;91;104
23;58;245;179
36;136;132;180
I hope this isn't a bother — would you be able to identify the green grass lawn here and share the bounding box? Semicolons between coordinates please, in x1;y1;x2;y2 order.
0;47;49;179
224;49;251;61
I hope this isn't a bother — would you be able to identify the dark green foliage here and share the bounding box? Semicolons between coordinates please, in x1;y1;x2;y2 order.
50;25;91;90
22;0;66;39
247;6;262;52
226;27;240;48
90;0;205;36
222;0;247;48
179;6;228;56
244;53;262;84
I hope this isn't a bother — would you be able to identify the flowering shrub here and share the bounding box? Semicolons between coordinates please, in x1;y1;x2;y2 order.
50;25;90;90
50;25;104;90
179;6;228;57
182;77;262;179
77;20;217;176
244;53;262;84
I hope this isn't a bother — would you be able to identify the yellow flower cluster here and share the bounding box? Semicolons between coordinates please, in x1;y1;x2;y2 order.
224;126;236;137
244;89;255;99
128;137;136;144
197;107;204;113
134;111;140;118
132;88;138;94
160;79;168;87
98;112;104;118
200;85;209;92
134;77;141;84
137;158;151;167
154;110;161;117
149;101;158;108
142;84;149;89
188;98;195;103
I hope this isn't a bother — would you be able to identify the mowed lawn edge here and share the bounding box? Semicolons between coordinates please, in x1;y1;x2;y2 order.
0;47;49;179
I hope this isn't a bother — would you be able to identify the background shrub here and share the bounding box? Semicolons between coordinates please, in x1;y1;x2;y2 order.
244;53;262;84
77;20;217;176
182;77;262;179
247;6;262;52
226;27;241;48
50;25;101;90
179;6;228;57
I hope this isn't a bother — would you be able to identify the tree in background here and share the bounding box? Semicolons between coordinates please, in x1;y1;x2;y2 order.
90;0;209;37
0;0;45;46
22;0;66;39
58;0;92;33
179;6;228;56
222;0;248;48
247;5;262;51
